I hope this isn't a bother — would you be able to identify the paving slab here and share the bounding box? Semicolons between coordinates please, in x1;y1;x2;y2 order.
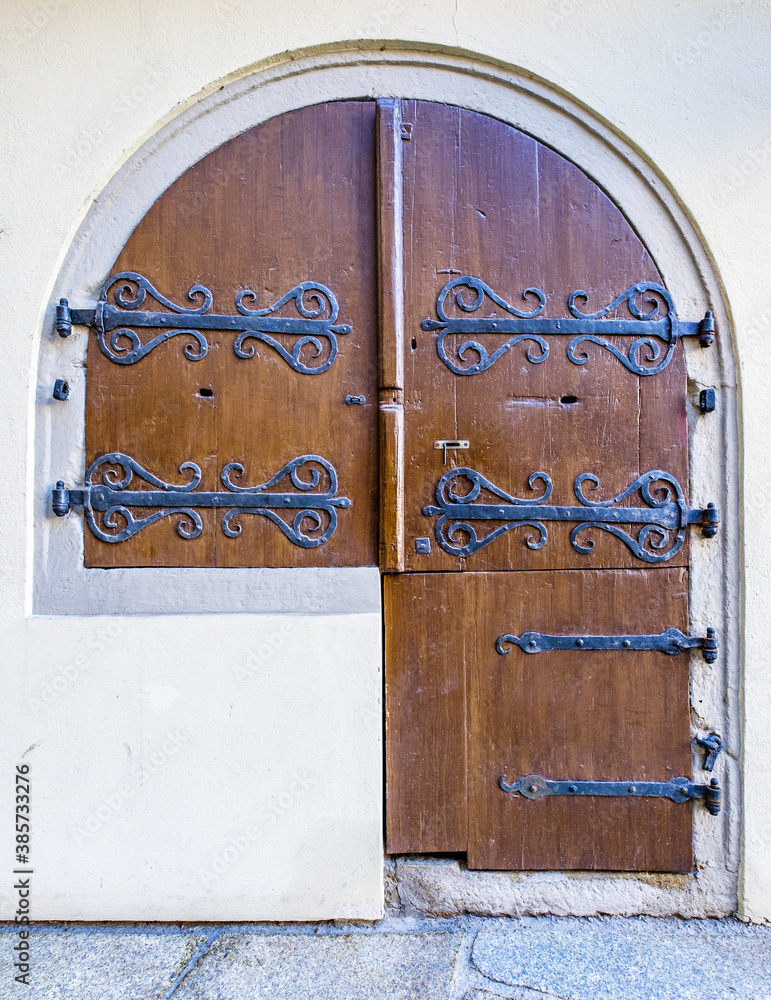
472;916;771;1000
0;928;207;1000
174;932;464;1000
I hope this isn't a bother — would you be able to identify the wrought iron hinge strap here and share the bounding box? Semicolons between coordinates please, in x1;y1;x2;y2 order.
497;626;717;663
424;467;718;562
52;453;350;548
422;277;715;376
499;773;722;815
55;272;352;373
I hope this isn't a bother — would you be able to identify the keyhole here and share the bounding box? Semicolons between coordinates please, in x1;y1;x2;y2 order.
560;395;578;405
197;387;213;398
411;337;417;351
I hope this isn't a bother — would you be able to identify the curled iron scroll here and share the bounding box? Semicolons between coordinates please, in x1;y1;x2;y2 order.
93;271;351;372
421;277;682;376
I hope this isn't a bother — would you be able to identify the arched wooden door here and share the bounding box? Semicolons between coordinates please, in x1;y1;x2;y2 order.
67;98;718;871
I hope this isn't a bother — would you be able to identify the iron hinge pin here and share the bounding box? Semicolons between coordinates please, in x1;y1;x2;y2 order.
51;482;86;517
699;388;716;413
55;298;71;338
700;503;720;538
702;627;718;663
698;310;716;348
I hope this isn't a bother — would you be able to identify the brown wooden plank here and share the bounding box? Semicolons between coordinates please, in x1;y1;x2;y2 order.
385;573;468;853
466;569;693;871
377;98;406;572
401;101;689;573
86;102;379;568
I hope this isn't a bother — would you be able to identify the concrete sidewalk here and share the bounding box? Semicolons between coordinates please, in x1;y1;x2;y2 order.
2;915;769;1000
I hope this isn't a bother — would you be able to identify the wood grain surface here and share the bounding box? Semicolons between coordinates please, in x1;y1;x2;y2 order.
385;572;469;853
86;102;379;567
401;100;688;573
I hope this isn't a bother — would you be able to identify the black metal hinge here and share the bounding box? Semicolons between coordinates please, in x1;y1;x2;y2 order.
497;627;717;663
52;453;350;547
55;272;352;373
424;467;718;563
422;276;714;376
500;773;722;815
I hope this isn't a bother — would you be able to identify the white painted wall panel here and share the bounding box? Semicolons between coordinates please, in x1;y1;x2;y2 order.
0;612;383;920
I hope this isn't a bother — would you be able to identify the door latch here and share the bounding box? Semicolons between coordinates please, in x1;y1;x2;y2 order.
695;733;723;772
433;439;469;464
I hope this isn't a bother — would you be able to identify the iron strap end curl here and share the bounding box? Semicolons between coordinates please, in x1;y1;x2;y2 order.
55;272;352;373
424;466;718;563
52;452;351;548
421;275;714;377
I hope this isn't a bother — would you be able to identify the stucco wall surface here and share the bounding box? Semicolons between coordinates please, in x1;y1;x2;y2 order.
0;0;769;923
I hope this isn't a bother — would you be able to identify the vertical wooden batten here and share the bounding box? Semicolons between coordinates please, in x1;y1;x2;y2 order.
377;98;406;572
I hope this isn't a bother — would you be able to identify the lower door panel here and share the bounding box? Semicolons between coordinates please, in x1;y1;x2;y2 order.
386;569;693;871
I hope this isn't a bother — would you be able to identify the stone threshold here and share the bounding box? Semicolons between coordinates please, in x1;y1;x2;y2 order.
1;914;769;999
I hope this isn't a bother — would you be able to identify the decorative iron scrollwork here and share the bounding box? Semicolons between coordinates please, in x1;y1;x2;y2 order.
498;773;722;815
496;627;717;662
52;452;351;547
421;276;714;376
423;467;718;562
56;271;352;372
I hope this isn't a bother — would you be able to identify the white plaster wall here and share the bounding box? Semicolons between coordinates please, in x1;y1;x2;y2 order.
1;0;769;922
0;612;383;920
